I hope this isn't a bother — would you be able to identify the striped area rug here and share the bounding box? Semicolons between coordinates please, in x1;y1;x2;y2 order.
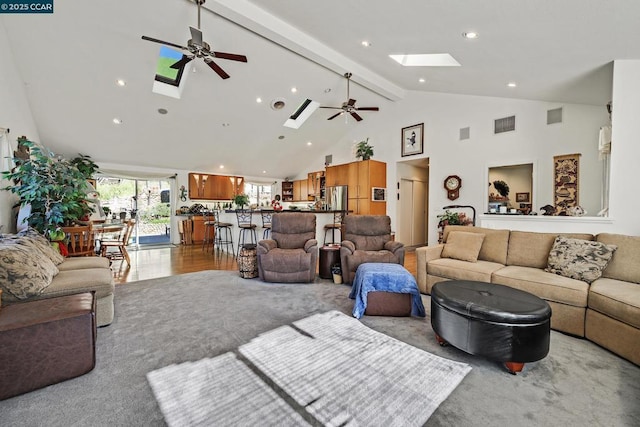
148;311;471;426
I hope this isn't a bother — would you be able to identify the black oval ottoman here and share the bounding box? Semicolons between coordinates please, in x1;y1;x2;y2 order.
431;280;551;374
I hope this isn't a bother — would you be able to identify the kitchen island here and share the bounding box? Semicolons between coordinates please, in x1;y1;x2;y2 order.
176;210;345;248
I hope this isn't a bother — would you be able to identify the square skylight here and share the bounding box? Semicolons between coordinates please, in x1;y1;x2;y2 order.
389;53;460;67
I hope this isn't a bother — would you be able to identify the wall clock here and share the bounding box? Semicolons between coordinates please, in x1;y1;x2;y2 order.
444;175;462;200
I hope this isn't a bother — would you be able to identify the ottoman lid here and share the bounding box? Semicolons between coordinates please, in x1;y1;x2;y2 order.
432;280;551;324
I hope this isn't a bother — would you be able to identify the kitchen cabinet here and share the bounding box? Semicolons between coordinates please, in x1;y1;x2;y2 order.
292;179;309;201
325;163;349;186
307;171;324;197
347;160;387;215
281;181;294;201
188;173;240;200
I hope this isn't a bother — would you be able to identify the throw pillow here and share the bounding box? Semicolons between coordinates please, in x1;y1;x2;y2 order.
17;228;66;265
0;241;58;301
545;236;617;284
441;231;486;263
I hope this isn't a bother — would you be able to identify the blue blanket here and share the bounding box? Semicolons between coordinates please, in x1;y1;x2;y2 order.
349;263;426;319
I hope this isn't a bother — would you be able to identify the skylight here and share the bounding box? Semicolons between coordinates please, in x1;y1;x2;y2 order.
389;53;460;67
155;46;186;86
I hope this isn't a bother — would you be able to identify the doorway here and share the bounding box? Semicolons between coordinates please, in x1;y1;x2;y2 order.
397;159;429;247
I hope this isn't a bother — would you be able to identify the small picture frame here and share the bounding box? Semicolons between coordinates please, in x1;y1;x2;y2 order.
516;192;530;203
372;187;387;201
401;123;424;157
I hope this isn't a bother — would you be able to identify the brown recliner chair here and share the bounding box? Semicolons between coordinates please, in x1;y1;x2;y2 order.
257;213;318;283
340;215;405;284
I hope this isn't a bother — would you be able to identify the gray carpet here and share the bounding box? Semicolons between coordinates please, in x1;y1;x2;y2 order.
0;270;639;426
148;311;470;426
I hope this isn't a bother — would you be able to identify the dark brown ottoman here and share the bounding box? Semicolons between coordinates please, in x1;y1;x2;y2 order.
431;280;551;374
0;292;96;400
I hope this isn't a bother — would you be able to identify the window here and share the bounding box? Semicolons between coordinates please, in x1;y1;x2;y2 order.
245;183;273;207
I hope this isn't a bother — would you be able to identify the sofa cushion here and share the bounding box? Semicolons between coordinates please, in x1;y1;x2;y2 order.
18;228;66;265
597;233;640;284
589;278;640;329
507;231;594;269
41;268;114;300
0;242;59;301
57;256;110;271
258;248;312;273
546;236;617;284
492;265;589;307
443;226;509;265
441;231;485;262
428;258;505;283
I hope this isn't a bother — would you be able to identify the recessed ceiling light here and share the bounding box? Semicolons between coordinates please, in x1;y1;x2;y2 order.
389;53;461;67
361;40;371;47
462;32;478;39
418;78;426;83
256;97;262;103
307;141;312;146
219;165;225;169
157;108;168;115
262;170;267;174
116;79;126;86
291;87;298;93
112;118;122;124
507;82;517;88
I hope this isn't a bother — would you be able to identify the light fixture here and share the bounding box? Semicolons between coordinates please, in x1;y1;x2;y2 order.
219;165;225;169
291;87;298;93
112;118;122;124
418;78;426;83
389;53;460;67
256;97;262;103
262;170;267;174
361;40;371;47
507;82;517;88
116;79;126;86
462;32;478;39
307;141;312;146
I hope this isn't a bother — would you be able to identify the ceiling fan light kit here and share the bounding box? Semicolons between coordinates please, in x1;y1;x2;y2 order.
320;73;379;122
142;0;247;84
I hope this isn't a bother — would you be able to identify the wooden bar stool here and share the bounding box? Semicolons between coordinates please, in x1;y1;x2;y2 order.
214;210;235;256
236;209;257;255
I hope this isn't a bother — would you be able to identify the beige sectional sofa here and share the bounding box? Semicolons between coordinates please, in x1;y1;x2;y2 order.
416;225;640;366
1;231;115;327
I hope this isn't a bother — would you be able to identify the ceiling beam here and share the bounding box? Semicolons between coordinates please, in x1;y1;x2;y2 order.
202;0;406;101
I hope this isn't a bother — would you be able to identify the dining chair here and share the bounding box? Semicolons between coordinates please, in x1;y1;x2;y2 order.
100;219;135;267
62;224;95;257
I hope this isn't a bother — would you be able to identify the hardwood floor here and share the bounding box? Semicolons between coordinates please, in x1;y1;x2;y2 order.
111;245;417;284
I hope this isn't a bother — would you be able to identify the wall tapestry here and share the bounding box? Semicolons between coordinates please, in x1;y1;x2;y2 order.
553;153;581;215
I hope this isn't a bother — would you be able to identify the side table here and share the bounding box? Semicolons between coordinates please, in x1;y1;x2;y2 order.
319;245;341;279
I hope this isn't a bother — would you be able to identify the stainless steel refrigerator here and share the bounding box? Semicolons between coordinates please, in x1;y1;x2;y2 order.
326;185;348;211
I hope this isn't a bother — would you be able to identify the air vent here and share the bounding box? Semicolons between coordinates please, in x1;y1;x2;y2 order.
325;155;333;166
494;115;515;134
547;107;563;125
459;127;470;140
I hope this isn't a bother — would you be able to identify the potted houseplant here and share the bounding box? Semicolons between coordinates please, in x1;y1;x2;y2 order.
355;138;374;160
233;193;250;210
1;138;96;236
492;180;510;199
70;154;99;179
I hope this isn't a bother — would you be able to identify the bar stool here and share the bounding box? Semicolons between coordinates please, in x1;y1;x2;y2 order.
202;210;216;252
214;210;235;256
261;210;273;239
236;209;258;254
323;210;345;245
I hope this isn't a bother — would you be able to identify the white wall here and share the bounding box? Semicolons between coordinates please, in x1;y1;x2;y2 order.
322;91;610;244
0;21;41;233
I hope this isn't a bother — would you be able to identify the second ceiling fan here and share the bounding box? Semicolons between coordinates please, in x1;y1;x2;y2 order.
320;73;379;121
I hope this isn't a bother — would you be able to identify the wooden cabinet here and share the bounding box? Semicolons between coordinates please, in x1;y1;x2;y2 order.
188;173;240;200
292;179;309;201
281;181;294;201
347;160;387;215
325;164;349;186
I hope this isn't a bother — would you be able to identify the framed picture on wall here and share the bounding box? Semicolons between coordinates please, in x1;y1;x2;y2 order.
401;123;424;157
372;187;387;201
516;192;530;203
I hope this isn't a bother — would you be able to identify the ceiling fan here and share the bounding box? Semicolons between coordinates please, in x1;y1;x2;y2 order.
320;73;379;121
141;0;247;79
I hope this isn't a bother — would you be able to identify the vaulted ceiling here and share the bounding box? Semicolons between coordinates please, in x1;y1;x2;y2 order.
2;0;638;179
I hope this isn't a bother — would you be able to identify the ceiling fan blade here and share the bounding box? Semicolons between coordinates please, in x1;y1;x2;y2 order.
350;112;363;122
141;35;187;51
347;98;357;107
170;55;194;70
205;59;230;79
212;52;248;62
189;26;203;47
355;107;379;111
327;112;344;120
